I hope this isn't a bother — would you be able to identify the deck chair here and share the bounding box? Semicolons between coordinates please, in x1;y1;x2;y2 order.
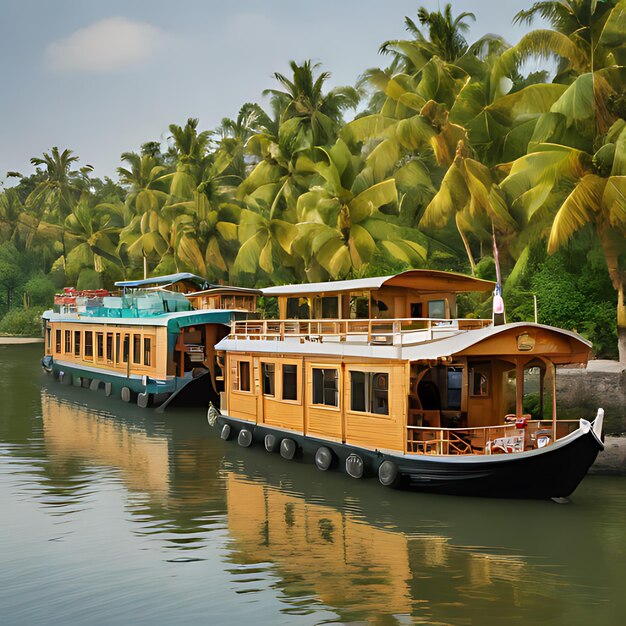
486;433;525;454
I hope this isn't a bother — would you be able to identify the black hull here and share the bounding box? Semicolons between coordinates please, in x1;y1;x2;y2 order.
156;372;219;412
215;415;603;499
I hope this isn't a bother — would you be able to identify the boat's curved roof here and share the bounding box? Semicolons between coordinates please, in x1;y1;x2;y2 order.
115;273;210;290
216;322;591;364
401;322;591;363
261;270;495;297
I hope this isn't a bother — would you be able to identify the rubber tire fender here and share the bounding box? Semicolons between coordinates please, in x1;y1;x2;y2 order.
220;424;231;440
346;454;364;479
378;460;398;487
264;434;277;452
280;438;297;460
238;429;253;448
314;446;333;471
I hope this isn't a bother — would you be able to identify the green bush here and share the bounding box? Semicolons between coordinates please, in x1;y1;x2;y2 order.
0;307;45;337
23;276;56;307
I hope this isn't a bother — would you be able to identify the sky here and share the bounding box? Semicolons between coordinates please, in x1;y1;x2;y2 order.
0;0;544;184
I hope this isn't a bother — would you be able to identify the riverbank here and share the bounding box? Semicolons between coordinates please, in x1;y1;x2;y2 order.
591;436;626;476
558;359;626;434
0;337;44;344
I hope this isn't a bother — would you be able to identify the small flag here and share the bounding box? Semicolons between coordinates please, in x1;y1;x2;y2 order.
492;225;504;316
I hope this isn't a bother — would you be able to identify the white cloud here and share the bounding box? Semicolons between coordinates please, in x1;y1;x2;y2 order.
45;17;162;73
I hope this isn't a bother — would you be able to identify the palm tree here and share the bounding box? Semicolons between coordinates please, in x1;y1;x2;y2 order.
117;151;172;277
379;3;500;77
27;147;92;221
501;119;626;361
293;140;427;280
264;60;359;151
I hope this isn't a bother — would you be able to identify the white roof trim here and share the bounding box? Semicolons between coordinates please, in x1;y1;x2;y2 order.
215;322;591;361
261;275;392;296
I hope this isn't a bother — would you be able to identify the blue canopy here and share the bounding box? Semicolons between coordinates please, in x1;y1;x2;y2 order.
115;273;211;290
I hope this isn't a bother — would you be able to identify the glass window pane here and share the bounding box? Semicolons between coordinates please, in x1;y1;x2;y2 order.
350;371;367;412
282;364;298;400
262;363;275;396
239;361;250;392
447;368;462;410
428;299;446;318
143;338;151;366
133;334;141;364
372;373;389;415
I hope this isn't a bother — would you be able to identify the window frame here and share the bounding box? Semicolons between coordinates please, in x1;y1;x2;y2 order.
427;299;447;319
311;366;340;409
261;361;276;397
231;356;253;394
469;363;490;398
348;368;390;417
281;363;299;402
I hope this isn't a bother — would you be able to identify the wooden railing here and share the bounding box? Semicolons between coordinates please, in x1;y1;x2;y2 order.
229;317;492;344
406;420;581;455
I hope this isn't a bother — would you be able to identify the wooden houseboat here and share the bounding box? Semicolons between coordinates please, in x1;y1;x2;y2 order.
210;270;604;499
41;273;260;409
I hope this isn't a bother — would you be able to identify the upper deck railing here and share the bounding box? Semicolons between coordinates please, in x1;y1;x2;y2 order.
229;317;492;345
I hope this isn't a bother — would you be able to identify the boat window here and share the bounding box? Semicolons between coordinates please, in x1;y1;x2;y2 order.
64;330;71;353
143;338;151;367
262;362;275;396
410;303;423;318
286;297;310;319
282;364;298;401
122;334;129;364
133;334;141;364
84;331;93;360
55;330;62;353
470;364;489;397
312;368;339;407
350;371;389;415
74;331;81;357
447;368;462;409
96;333;104;359
428;299;446;319
320;297;338;319
523;364;543;419
502;368;517;415
349;296;369;319
238;360;251;392
106;333;113;362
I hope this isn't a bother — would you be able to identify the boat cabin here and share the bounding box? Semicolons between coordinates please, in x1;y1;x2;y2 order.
261;270;494;321
216;271;593;458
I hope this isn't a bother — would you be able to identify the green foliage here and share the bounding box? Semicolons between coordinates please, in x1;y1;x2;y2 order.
0;2;624;358
0;307;45;337
76;268;102;291
23;275;56;308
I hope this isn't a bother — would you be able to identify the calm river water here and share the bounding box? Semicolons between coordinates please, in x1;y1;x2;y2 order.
1;344;625;625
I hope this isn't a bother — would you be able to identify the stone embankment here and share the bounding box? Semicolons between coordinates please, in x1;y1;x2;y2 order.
558;360;626;475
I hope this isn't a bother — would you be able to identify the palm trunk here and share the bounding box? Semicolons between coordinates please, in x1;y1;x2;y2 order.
600;233;626;363
618;279;626;364
455;213;476;276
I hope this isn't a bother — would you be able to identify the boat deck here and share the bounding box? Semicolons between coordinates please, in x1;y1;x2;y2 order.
229;317;492;346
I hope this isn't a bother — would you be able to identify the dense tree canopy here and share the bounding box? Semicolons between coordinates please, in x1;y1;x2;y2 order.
1;0;624;360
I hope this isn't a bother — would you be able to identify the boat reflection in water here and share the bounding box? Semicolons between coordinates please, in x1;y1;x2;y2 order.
38;389;618;625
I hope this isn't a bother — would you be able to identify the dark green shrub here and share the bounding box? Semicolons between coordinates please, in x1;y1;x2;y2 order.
0;307;45;337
